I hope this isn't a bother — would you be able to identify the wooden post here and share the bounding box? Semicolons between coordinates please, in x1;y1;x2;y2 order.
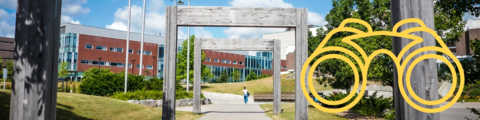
163;6;178;120
273;39;281;115
391;0;439;120
193;38;202;114
295;8;309;120
10;0;62;119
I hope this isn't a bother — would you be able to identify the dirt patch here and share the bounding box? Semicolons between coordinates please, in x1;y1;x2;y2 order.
336;110;385;120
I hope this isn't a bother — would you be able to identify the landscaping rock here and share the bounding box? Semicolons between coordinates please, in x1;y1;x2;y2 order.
156;99;163;107
179;99;188;106
127;100;140;104
140;100;157;107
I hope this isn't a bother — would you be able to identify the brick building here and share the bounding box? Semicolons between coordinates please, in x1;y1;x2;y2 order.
0;37;14;66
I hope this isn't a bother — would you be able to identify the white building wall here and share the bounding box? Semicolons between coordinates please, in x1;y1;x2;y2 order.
262;31;295;60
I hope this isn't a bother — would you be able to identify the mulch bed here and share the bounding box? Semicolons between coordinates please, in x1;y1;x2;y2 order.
336;110;385;120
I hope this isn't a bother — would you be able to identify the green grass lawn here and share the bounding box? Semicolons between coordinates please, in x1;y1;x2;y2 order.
0;90;202;120
260;103;347;120
200;74;329;95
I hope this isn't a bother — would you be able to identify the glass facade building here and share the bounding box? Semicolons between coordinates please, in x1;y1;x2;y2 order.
204;51;273;83
58;33;81;80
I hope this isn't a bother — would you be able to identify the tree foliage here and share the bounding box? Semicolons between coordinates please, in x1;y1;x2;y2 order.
217;69;229;83
58;62;69;78
176;35;214;84
245;70;258;81
311;0;471;91
231;68;241;82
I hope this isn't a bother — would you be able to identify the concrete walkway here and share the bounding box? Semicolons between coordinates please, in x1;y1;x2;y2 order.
176;92;271;120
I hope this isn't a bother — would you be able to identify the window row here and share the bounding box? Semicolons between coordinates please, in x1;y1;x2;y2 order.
80;60;153;69
84;44;152;55
206;58;243;65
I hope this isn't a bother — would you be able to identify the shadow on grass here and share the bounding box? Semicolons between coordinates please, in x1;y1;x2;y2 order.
0;91;92;120
56;103;93;120
0;91;11;119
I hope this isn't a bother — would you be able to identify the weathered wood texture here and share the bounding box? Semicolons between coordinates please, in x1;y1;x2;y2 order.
295;8;309;120
10;0;62;119
162;6;178;120
193;37;202;114
199;38;275;51
177;6;297;27
391;0;439;120
273;39;281;115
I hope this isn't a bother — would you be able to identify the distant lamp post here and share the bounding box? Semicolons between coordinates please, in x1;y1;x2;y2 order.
177;0;184;5
131;59;136;74
153;56;156;77
98;57;102;71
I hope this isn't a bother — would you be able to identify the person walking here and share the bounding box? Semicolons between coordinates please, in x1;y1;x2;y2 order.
243;86;248;104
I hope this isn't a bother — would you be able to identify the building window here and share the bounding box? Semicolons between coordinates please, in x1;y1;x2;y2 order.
144;51;152;55
110;47;123;52
214;59;219;62
221;60;230;64
110;62;125;67
233;61;237;64
137;50;141;54
85;44;93;49
239;62;243;65
129;49;133;53
128;64;132;68
92;61;99;65
206;58;211;62
80;60;89;64
146;65;153;69
96;45;107;50
136;64;144;68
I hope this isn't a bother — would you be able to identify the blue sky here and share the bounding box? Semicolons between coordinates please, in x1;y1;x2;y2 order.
2;0;479;39
0;0;333;39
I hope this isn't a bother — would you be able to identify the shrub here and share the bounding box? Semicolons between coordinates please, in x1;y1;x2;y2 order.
351;92;392;117
111;90;205;100
322;91;392;117
79;68;161;96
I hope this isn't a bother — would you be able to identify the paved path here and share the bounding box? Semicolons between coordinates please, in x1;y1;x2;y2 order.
176;92;271;120
440;102;480;120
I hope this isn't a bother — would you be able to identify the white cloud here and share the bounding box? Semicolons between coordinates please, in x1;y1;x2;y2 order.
0;21;15;38
193;27;213;38
62;0;90;16
106;1;166;36
0;0;16;10
60;0;89;24
308;11;327;26
463;14;480;21
229;0;293;7
225;0;326;38
0;9;9;21
224;27;284;38
61;15;81;24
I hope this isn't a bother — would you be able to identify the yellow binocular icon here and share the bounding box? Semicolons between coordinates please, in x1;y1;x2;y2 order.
301;18;465;113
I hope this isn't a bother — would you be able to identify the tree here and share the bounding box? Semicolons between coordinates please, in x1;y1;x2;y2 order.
202;67;214;83
245;70;258;81
176;35;214;85
145;69;151;76
311;0;470;91
217;69;229;83
6;60;13;79
58;62;69;78
231;68;241;82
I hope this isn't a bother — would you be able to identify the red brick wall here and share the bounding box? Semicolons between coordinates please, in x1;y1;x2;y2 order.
203;50;245;69
77;34;157;75
262;60;288;75
286;52;295;70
